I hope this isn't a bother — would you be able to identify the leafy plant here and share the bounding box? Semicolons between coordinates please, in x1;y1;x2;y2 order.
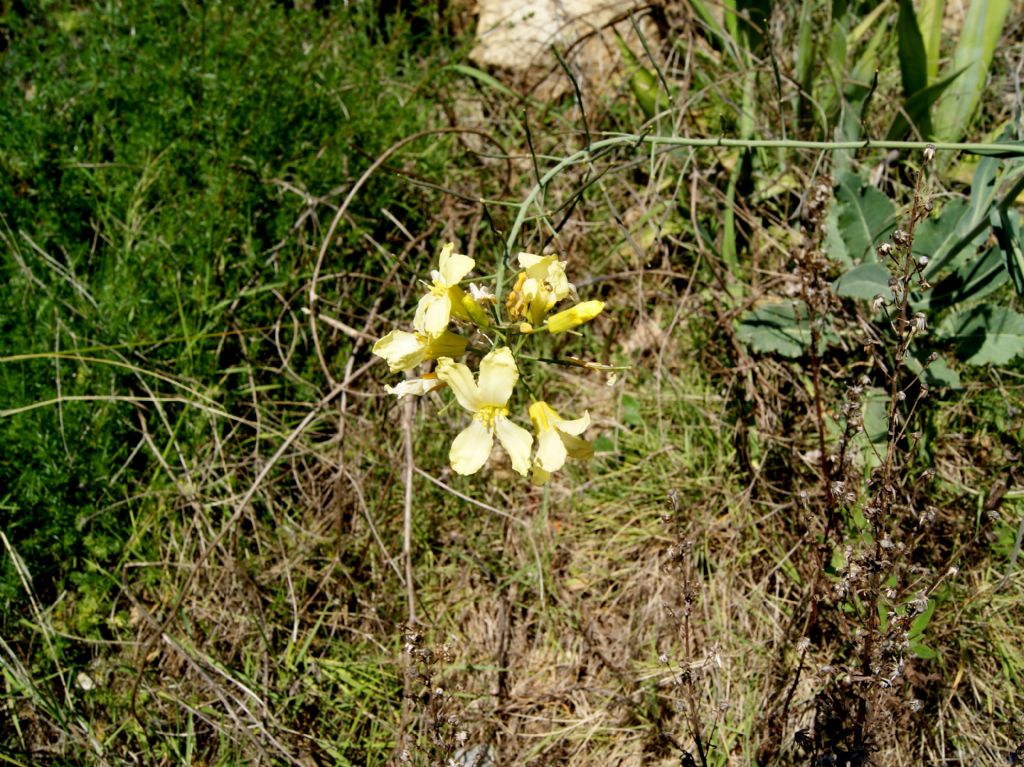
739;144;1024;371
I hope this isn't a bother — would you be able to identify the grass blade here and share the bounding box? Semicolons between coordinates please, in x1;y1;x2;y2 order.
444;64;521;101
917;0;945;81
897;0;928;101
933;0;1012;142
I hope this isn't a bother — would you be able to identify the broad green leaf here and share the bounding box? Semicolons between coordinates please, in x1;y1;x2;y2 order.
862;387;890;446
937;305;1024;365
913;246;1008;312
911;642;938;660
904;350;962;389
908;597;937;642
933;0;1012;143
912;199;968;273
924;151;1024;276
736;301;812;358
834;262;893;301
829;172;896;266
906;596;939;659
824;203;851;265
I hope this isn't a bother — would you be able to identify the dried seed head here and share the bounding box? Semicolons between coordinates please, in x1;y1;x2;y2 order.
893;229;910;246
924;144;935;164
878;242;894;258
912;313;928;333
872;294;887;312
918;255;929;268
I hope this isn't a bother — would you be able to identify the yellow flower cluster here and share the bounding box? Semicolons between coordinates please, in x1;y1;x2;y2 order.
372;243;608;484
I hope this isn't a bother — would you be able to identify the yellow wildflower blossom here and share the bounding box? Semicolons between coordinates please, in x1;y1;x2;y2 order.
506;253;574;325
435;347;533;476
528;401;593;485
414;242;475;335
372;328;467;372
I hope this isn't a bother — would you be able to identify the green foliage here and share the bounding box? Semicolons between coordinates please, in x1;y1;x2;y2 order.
735;301;815;359
932;0;1013;143
1;0;456;584
615;33;661;120
896;0;930;135
739;154;1024;371
1;3;463;759
827;171;896;266
834;262;893;301
936;305;1024;365
2;1;1023;763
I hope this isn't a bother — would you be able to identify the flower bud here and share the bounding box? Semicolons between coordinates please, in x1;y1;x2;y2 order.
460;292;491;329
545;300;605;334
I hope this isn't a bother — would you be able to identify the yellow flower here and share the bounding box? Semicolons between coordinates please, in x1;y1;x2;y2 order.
506;253;574;325
528;401;593;485
414;243;475;335
384;373;444;399
372;329;467;372
545;300;604;334
435;347;533;476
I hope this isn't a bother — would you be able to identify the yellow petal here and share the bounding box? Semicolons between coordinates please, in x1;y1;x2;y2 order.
384;376;444;399
494;415;533;476
516;252;545;270
439;246;475;286
556;410;590;436
477;347;518;406
372;330;426;372
524;278;555;325
528;400;558;432
518;253;572;301
535;426;568;472
435;357;482;413
449;419;492;475
414;292;452;336
545;300;604;334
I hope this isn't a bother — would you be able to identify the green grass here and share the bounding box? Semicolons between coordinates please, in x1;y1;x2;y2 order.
3;1;1024;765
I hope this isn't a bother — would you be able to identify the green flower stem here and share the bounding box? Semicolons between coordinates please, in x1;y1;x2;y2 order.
499;132;1024;303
